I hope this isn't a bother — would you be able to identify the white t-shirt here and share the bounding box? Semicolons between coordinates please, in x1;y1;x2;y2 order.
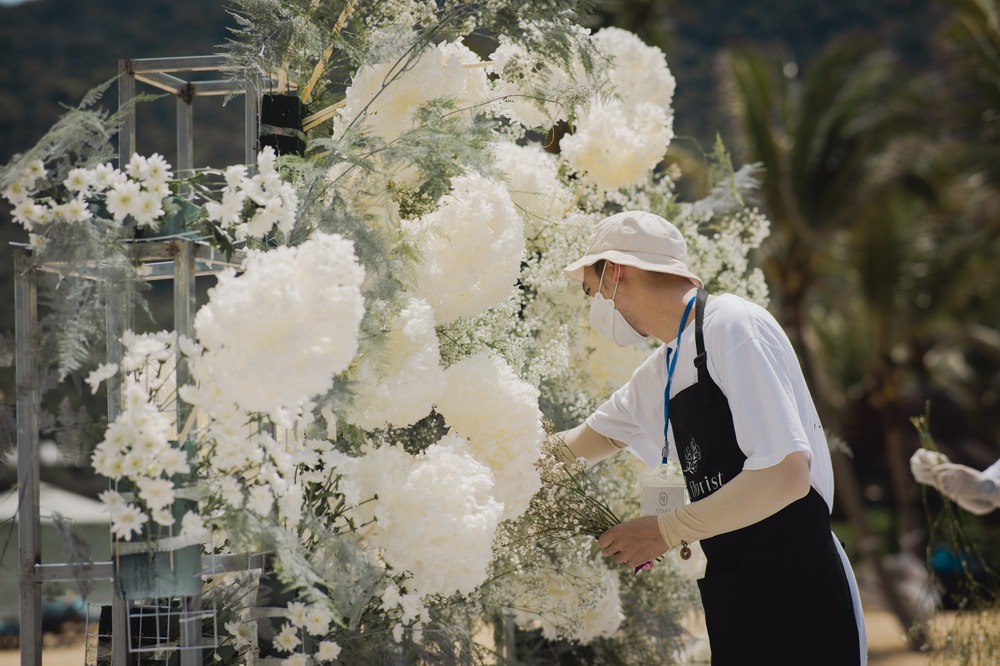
586;293;836;510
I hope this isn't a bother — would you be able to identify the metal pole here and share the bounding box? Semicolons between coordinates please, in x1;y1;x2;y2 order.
15;248;41;666
176;89;194;196
118;59;136;168
245;74;260;167
106;274;130;665
174;240;200;665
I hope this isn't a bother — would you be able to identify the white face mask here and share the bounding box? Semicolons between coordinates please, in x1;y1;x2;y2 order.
589;264;645;347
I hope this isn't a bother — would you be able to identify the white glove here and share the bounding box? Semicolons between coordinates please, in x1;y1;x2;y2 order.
910;448;949;487
933;463;998;515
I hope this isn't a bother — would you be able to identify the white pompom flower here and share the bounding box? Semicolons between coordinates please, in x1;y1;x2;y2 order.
561;99;671;192
191;232;365;417
403;174;524;324
345;297;446;430
334;40;489;143
436;352;544;520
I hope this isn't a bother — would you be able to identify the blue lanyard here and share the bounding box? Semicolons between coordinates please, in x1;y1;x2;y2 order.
662;295;697;465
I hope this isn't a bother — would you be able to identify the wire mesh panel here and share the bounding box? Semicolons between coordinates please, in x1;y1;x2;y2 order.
127;596;219;657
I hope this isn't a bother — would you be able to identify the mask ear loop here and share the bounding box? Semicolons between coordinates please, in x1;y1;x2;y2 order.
597;261;608;295
598;262;621;301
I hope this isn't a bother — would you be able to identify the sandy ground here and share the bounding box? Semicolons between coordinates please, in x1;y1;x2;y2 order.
0;607;938;666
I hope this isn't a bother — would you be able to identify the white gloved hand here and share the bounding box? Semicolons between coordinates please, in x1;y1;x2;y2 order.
910;448;950;487
933;463;997;515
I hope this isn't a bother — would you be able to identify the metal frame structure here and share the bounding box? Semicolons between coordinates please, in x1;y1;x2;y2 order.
17;56;270;666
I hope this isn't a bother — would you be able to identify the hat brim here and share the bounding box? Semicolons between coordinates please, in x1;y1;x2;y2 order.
563;249;703;287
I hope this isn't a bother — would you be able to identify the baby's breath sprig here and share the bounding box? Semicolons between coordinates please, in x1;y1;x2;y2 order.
497;433;625;558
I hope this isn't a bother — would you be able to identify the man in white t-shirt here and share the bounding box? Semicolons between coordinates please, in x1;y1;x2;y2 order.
557;210;867;665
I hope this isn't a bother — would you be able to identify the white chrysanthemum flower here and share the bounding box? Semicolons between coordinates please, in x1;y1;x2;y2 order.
334;40;489;143
137;477;175;511
191;233;365;416
345;297;446;429
224;164;247;188
151;508;174;527
20;159;46;190
132;190;165;228
247;484;274;517
280;654;307;666
111;503;147;541
92;163;124;191
179;511;211;543
98;489;127;514
316;640;341;662
85;362;119;394
493;141;573;237
105;180;143;222
436;352;544;519
304;604;332;636
11;200;48;230
225;620;255;650
285;601;308;628
205;190;245;228
55;197;92;224
125;153;150;181
561;99;670;191
143;153;173;186
1;178;31;204
403;174;524;324
64;167;95;193
273;623;301;653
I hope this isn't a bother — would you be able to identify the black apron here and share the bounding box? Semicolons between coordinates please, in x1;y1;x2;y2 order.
670;290;861;666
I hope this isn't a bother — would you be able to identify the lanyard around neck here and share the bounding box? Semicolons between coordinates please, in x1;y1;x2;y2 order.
662;294;697;465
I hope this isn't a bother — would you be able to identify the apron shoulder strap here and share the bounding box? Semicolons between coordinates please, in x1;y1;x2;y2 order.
694;288;710;384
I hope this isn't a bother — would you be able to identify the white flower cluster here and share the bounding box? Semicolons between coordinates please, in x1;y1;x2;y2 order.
436;352;545;520
678;202;772;305
329;438;502;599
492;141;573;243
404;173;524;324
202;146;299;241
2;153;172;234
345;297;446;430
269;600;341;665
88;331;209;543
561;28;676;192
190;232;365;418
333;40;488;144
500;540;624;644
381;583;431;645
487;26;592;130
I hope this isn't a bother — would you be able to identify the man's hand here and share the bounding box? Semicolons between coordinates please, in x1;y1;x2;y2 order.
598;515;670;567
910;448;950;487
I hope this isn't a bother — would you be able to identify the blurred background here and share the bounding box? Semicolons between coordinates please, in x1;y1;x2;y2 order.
0;0;998;661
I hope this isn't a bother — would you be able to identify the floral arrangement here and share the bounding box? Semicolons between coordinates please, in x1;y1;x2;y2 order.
2;0;773;663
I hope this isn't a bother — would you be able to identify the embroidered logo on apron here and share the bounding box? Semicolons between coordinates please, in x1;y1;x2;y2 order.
683;437;701;475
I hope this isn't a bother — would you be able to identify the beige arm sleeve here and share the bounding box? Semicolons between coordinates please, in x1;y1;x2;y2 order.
656;451;812;548
553;423;627;467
